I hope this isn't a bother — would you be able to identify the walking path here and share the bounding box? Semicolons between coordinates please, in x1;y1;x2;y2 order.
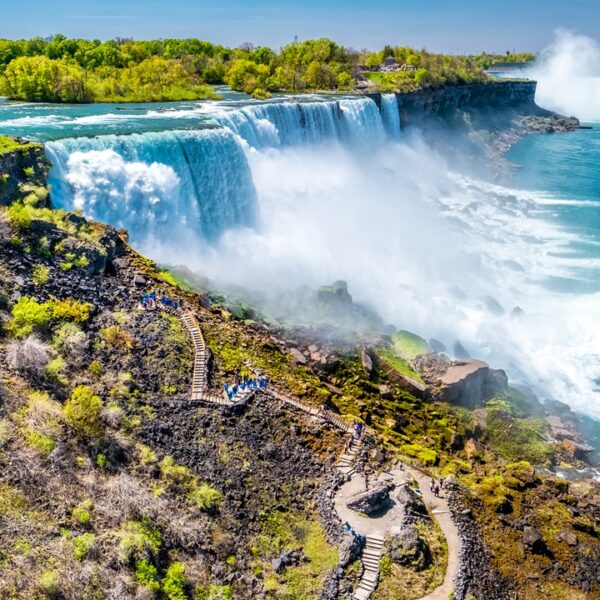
156;303;460;600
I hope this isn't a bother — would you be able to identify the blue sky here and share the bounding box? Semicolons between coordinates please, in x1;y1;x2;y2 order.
1;0;599;53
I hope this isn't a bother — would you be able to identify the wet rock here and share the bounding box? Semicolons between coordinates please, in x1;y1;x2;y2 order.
429;338;447;353
485;296;505;316
453;341;470;359
360;347;374;375
290;348;308;365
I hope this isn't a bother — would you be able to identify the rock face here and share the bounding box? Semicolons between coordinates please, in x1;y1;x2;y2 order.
387;527;432;570
0;142;49;207
414;353;507;409
318;280;353;307
384;82;543;127
396;484;430;520
346;483;394;515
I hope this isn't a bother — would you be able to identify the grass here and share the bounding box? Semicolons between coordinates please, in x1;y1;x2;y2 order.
254;511;338;599
392;330;430;359
378;348;425;385
0;135;38;156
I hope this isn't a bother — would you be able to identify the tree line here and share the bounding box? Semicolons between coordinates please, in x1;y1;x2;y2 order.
0;35;534;103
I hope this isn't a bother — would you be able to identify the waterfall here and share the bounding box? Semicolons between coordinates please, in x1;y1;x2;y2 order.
381;94;402;137
44;96;390;247
46;128;257;244
213;97;385;148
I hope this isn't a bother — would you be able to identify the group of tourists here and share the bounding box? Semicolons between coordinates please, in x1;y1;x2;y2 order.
141;291;181;311
224;375;269;402
352;421;365;441
430;477;443;498
343;521;365;544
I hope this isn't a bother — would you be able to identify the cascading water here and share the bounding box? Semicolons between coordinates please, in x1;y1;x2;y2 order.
212;96;387;148
6;91;597;421
380;94;402;137
44;96;394;247
46;128;257;244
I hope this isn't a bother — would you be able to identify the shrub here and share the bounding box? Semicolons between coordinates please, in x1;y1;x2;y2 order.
32;265;50;285
189;483;222;511
49;298;92;323
88;360;103;379
72;533;95;560
96;453;107;468
23;166;35;178
39;570;60;597
135;559;161;591
117;519;162;562
7;203;31;230
6;335;51;379
26;431;56;456
63;385;102;436
52;323;88;366
46;356;67;384
101;325;134;349
163;562;188;600
71;500;93;526
9;297;52;337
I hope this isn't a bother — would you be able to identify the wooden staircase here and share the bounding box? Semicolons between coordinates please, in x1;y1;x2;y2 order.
156;303;381;598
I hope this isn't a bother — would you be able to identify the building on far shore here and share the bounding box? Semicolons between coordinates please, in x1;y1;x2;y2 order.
358;57;417;74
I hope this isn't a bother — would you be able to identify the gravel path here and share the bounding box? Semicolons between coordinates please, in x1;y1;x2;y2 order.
333;464;462;600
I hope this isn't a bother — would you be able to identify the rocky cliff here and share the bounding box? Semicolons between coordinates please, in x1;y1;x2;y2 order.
0;137;49;207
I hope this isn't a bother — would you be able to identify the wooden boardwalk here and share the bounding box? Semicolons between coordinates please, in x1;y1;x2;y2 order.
160;304;380;597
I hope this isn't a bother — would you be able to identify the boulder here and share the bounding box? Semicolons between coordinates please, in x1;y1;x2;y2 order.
464;438;484;460
379;384;392;399
557;530;578;547
346;483;394;515
522;526;545;553
396;484;429;520
271;549;304;574
429;338;447;353
415;356;508;410
360;348;374;375
386;526;432;570
133;274;146;286
338;534;363;568
290;348;308;365
318;280;353;307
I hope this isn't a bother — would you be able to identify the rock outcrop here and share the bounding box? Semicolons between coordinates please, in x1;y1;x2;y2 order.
346;483;394;515
0;140;49;207
414;353;507;409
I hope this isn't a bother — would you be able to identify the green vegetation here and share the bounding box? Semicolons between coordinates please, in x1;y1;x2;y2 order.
0;134;38;155
391;330;429;359
63;385;102;437
254;510;338;599
0;35;533;102
482;397;552;464
8;296;92;337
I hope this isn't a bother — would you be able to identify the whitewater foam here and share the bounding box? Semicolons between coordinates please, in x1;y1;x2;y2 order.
36;94;600;418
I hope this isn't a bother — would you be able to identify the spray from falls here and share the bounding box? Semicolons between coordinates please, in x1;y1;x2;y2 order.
42;93;600;418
